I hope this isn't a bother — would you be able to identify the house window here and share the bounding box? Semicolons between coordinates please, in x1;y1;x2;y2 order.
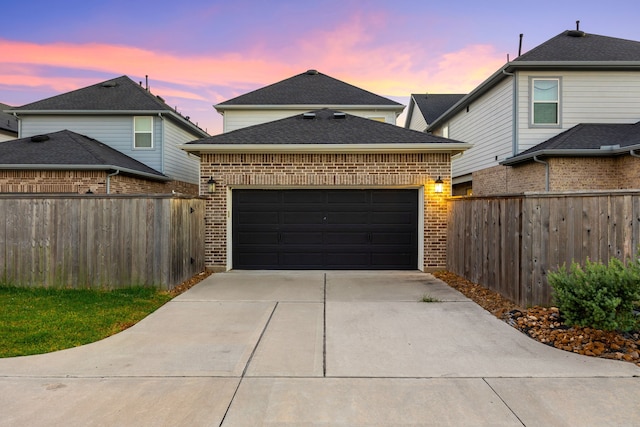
531;78;560;125
134;116;153;148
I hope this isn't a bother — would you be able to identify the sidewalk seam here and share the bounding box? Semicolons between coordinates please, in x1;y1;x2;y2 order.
482;377;526;426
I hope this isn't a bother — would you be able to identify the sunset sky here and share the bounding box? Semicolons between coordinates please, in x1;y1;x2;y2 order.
2;0;639;135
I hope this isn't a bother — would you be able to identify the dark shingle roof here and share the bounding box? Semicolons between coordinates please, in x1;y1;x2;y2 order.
410;94;466;124
0;103;19;134
503;122;640;165
0;129;167;179
187;108;462;145
216;70;402;107
516;30;640;62
13;76;171;111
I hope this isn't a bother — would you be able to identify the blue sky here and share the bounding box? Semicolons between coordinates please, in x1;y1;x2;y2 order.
2;0;639;134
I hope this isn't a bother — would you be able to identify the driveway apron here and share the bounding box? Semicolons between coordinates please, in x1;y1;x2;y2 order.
1;271;639;426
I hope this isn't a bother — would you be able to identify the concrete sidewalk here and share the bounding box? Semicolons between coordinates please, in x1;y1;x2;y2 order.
1;271;639;426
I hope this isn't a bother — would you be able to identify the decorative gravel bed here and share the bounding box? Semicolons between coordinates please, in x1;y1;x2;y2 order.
433;271;640;367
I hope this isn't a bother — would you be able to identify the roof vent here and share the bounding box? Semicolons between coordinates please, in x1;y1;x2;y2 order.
30;135;49;143
567;30;586;37
101;81;117;88
333;112;346;119
305;69;319;75
303;112;316;119
156;95;165;102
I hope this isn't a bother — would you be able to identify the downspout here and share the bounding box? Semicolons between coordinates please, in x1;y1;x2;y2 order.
158;113;165;174
502;68;518;156
12;112;21;138
630;149;640;158
533;155;549;191
106;170;120;194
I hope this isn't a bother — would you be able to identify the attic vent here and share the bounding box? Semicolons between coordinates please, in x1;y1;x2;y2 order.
333;112;346;119
30;135;50;143
101;81;117;88
567;30;586;37
305;69;319;75
303;112;316;119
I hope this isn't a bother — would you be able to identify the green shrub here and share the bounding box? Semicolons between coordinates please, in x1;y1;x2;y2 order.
548;257;640;332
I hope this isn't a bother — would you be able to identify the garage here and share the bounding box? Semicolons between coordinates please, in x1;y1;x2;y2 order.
232;189;418;270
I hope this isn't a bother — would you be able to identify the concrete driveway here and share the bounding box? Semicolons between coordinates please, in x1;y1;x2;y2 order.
1;271;639;426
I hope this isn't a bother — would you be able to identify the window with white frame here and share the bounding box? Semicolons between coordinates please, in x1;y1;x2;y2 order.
134;116;153;148
531;78;560;125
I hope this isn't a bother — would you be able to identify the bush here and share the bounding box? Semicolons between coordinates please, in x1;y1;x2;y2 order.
548;257;640;332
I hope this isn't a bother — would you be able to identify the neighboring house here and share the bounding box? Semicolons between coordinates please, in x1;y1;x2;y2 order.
427;29;640;195
0;130;170;193
215;69;405;132
0;103;18;142
404;94;465;132
7;76;209;194
183;108;470;272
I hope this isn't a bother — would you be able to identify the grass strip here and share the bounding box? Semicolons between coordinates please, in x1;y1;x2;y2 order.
0;286;171;358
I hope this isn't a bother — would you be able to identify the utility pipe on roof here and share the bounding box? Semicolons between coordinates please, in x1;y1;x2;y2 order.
533;155;550;192
106;169;120;194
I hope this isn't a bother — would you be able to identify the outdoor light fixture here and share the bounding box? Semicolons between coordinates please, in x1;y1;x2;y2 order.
434;176;444;194
207;177;216;193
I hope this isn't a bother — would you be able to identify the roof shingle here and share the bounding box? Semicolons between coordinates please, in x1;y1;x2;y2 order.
0;129;167;179
216;70;402;107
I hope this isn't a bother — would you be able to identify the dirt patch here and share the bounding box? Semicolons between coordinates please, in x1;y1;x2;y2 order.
166;270;214;297
433;271;640;367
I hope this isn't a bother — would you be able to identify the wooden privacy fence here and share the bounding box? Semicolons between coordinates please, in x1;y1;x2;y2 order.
0;194;205;290
447;191;640;307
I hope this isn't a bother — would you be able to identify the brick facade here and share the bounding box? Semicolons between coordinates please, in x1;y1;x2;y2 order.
472;155;640;196
200;152;451;271
0;170;198;195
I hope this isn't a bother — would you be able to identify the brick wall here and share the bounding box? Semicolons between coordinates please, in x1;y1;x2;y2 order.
472;155;640;196
200;152;451;271
0;170;198;195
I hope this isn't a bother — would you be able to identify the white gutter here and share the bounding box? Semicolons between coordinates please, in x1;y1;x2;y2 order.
214;104;405;112
501;144;640;166
180;142;472;155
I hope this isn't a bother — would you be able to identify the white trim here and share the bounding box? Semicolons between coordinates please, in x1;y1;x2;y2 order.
226;186;233;271
182;143;471;155
133;116;154;149
418;186;425;272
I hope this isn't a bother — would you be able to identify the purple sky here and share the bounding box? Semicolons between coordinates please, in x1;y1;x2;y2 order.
2;0;639;135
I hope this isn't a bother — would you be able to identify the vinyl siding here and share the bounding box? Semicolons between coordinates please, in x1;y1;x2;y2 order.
517;71;640;152
163;120;200;184
222;109;399;132
20;115;163;171
406;100;428;131
448;77;514;178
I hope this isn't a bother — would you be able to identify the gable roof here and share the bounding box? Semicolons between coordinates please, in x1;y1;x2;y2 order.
215;70;404;110
0;129;169;181
0;103;19;134
428;30;640;131
9;76;209;137
405;94;465;128
502;122;640;165
515;31;640;62
183;108;470;154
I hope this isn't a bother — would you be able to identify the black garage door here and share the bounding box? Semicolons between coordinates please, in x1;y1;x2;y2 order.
232;189;418;270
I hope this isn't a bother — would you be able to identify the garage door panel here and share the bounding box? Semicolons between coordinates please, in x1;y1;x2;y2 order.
232;189;418;270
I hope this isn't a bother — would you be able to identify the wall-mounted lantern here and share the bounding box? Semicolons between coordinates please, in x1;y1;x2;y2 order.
207;177;216;193
434;176;444;194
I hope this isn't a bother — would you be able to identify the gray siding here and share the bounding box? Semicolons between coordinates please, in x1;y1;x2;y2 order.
449;77;514;178
20;115;163;171
163;120;200;184
517;71;640;152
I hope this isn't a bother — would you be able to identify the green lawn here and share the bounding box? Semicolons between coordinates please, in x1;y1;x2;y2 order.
0;286;172;358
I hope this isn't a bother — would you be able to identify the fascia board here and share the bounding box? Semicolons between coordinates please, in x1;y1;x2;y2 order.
181;143;472;155
214;104;406;112
501;144;640;165
0;164;170;181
